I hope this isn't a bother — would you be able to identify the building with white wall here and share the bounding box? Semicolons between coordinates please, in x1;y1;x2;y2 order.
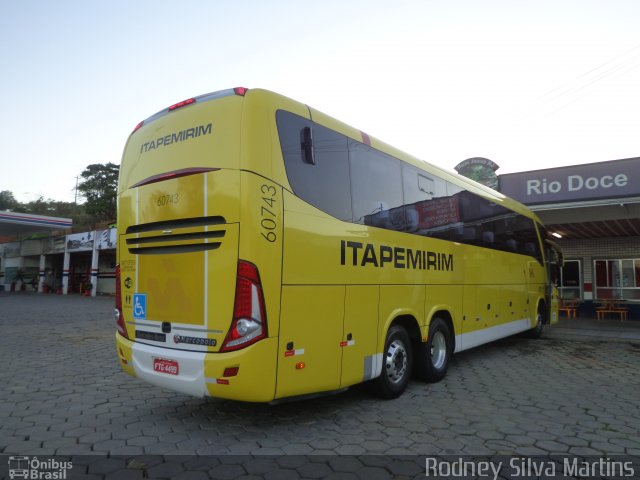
0;227;116;296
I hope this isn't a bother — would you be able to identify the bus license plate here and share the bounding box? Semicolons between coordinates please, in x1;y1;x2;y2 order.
153;358;179;375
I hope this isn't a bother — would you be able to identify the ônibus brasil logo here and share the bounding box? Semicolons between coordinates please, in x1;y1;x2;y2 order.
7;456;72;479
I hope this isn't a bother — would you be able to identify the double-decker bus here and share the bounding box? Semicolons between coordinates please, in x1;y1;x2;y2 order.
115;87;560;402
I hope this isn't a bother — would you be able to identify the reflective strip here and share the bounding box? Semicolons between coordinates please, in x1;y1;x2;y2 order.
284;348;305;357
454;318;531;353
205;378;229;385
363;353;383;381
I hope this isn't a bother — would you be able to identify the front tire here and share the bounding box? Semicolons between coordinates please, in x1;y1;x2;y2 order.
414;317;452;383
526;309;545;339
371;325;412;399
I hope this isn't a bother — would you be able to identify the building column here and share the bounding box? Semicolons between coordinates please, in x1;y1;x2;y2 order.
38;254;46;293
62;252;70;295
90;244;99;297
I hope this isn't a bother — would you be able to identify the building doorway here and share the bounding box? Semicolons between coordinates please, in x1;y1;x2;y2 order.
559;259;582;300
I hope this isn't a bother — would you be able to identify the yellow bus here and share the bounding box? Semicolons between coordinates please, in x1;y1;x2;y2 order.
115;87;561;402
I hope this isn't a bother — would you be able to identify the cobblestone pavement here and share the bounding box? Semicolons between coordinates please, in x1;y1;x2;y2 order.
1;293;639;478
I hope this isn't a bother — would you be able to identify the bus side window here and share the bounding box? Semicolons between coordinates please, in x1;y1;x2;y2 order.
276;111;352;222
524;243;536;255
401;167;455;238
482;231;495;244
350;141;404;231
418;174;435;198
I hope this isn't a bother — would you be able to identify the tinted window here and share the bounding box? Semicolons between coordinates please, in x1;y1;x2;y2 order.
350;141;404;231
402;167;459;239
276;110;352;221
456;193;542;262
276;110;542;262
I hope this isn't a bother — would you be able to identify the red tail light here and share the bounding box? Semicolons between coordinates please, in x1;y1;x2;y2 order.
115;264;128;339
220;261;267;352
233;87;248;96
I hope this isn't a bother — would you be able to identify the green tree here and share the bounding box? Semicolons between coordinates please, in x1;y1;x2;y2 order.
0;190;19;211
77;163;119;222
20;195;50;215
15;195;83;216
48;200;85;218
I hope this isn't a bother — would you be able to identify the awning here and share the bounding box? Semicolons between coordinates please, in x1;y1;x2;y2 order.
531;198;640;239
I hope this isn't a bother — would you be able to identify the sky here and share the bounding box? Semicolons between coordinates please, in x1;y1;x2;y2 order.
1;0;639;203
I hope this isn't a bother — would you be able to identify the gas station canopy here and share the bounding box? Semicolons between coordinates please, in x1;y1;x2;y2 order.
0;211;72;236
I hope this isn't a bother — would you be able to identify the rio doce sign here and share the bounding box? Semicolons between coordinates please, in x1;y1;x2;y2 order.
498;157;640;205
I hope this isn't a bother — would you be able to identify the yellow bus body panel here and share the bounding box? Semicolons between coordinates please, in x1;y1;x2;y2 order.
238;172;283;339
117;170;240;347
550;286;560;324
276;285;344;398
119;96;242;193
341;285;380;387
203;337;278;402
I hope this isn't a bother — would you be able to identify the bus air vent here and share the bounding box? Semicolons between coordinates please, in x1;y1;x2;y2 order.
125;216;228;255
126;216;226;234
129;243;222;255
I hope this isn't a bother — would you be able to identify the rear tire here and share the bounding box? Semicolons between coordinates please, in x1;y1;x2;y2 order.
414;317;452;383
371;325;412;399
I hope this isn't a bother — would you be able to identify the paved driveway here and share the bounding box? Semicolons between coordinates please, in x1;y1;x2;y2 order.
1;293;639;478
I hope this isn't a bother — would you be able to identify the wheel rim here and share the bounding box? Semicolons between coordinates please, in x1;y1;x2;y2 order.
430;331;447;370
536;312;543;331
385;339;408;384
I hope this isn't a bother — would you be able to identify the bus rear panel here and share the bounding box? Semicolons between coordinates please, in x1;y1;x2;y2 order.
116;89;281;402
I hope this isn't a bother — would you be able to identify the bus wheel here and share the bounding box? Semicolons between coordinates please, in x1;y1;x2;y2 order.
414;317;451;383
372;325;412;399
527;309;545;339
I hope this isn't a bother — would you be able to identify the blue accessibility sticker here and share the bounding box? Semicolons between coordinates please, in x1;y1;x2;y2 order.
133;293;147;320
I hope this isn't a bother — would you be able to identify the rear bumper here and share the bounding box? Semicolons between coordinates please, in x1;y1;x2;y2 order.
116;333;278;402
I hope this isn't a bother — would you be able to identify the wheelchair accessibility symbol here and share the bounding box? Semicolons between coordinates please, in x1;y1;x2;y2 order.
133;293;147;320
